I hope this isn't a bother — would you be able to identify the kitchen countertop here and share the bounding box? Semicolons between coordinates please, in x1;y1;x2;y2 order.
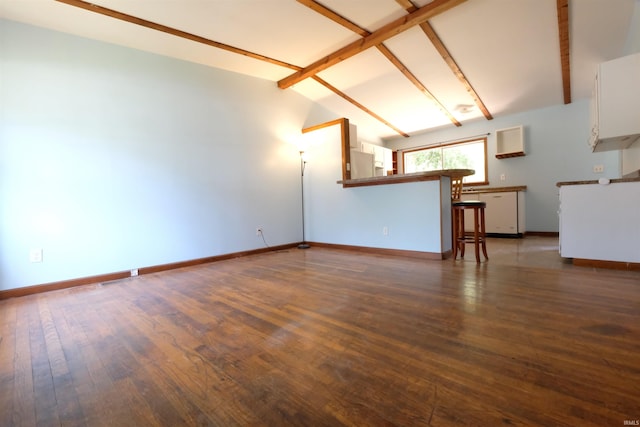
462;185;527;194
337;169;474;188
556;176;640;187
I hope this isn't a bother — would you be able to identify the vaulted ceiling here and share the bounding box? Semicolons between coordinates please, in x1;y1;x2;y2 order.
1;0;635;141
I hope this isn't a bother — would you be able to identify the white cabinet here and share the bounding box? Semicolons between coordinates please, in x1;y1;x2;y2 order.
461;190;525;236
559;181;640;263
348;123;358;148
589;53;640;152
361;141;374;154
361;142;393;176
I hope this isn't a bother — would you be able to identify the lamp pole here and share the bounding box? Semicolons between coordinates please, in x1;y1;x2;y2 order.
298;150;310;249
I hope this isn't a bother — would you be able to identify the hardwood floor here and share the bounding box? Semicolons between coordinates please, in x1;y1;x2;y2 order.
1;237;639;426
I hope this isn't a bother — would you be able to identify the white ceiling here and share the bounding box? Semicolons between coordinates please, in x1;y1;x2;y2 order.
1;0;636;141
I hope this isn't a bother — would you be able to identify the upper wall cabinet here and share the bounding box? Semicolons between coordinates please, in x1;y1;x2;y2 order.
348;123;358;148
589;53;640;152
361;141;393;176
495;125;525;159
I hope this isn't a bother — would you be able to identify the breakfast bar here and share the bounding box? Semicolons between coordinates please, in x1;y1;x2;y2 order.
323;169;475;259
337;169;474;188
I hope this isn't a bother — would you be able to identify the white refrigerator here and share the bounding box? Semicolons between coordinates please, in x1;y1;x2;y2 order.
350;150;374;179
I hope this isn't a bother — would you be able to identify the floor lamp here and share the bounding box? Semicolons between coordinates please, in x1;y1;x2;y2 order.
298;150;310;249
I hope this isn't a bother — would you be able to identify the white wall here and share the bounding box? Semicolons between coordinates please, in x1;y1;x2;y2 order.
621;2;640;178
623;0;640;55
0;20;335;291
386;101;621;233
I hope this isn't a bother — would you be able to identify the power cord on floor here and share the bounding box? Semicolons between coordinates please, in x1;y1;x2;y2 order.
258;229;270;248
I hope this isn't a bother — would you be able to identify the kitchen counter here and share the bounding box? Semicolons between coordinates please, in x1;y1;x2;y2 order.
558;179;640;268
337;169;474;188
556;176;640;187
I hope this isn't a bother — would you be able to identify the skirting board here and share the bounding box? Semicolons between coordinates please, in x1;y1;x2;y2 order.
572;258;640;271
0;243;297;300
0;242;448;300
307;242;450;260
524;231;559;237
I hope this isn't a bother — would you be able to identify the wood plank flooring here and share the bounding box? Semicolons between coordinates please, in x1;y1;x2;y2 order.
1;237;639;426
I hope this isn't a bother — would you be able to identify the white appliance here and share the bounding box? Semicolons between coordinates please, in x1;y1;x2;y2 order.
350;150;374;179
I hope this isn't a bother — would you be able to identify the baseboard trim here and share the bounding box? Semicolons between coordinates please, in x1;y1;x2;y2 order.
524;231;559;237
0;243;298;300
138;243;296;275
0;271;132;300
307;242;448;260
572;258;640;271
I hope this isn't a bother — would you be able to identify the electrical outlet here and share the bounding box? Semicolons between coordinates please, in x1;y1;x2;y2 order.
593;164;604;173
29;248;43;263
500;174;506;181
383;226;389;236
131;269;139;277
256;227;263;235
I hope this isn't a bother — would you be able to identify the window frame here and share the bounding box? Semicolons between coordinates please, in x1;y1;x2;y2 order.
402;137;489;187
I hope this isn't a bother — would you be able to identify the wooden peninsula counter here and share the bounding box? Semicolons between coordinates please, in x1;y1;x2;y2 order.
321;169;475;259
337;169;474;188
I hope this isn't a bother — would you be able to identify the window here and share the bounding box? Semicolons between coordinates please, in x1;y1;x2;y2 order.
403;137;488;185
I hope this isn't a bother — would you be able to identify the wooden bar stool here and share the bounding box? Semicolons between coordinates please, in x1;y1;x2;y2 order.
452;200;489;263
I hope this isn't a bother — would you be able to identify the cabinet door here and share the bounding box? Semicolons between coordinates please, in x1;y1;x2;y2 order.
360;142;375;154
383;148;393;175
589;74;599;149
373;145;384;167
480;192;518;234
598;53;640;139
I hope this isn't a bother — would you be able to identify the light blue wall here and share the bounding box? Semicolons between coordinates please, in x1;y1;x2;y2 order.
2;13;635;291
303;124;449;253
0;19;335;291
386;101;621;232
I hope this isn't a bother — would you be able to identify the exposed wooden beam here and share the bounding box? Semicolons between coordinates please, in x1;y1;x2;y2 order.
297;0;368;37
278;0;467;89
400;0;493;120
54;0;301;71
375;45;460;127
557;0;571;104
394;0;416;9
419;22;493;120
298;0;459;127
55;0;408;137
312;77;410;137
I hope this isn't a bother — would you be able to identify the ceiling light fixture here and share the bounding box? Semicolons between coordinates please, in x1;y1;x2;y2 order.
454;104;475;114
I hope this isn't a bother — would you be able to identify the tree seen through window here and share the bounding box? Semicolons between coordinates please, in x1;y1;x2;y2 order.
403;138;487;185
